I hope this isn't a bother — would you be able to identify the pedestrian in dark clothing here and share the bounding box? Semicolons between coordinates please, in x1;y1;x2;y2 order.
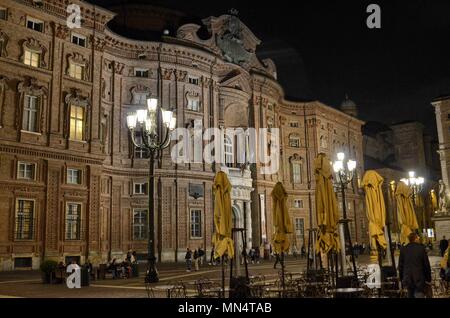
185;248;192;272
439;236;448;257
399;232;432;298
273;253;282;269
193;249;199;271
301;245;306;259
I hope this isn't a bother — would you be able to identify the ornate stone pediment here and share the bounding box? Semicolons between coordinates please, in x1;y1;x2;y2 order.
17;76;48;96
130;85;152;104
177;12;263;68
65;88;90;108
219;70;252;94
289;153;303;163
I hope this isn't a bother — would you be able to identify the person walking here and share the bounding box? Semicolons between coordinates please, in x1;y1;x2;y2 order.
301;245;306;259
185;248;192;272
273;253;282;269
399;232;432;298
198;246;205;266
209;246;215;265
439;236;448;257
193;249;199;271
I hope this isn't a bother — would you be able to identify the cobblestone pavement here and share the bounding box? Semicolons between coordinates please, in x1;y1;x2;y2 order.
0;254;446;298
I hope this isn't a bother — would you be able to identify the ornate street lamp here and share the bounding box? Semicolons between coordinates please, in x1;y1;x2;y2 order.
332;152;358;284
400;171;425;230
126;98;176;283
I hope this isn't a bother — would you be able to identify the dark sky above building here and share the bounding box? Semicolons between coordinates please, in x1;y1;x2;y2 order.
89;0;450;136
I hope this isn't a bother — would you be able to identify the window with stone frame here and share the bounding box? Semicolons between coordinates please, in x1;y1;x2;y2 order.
26;16;43;32
188;76;199;85
133;131;149;159
23;49;40;67
294;218;304;236
65;203;81;240
71;33;86;47
187;96;200;111
133;209;148;240
293;199;303;208
289;134;300;148
133;182;148;195
134;68;149;78
69;104;85;141
224;134;234;168
290;155;303;184
290;121;299;128
68;61;85;80
0;7;7;20
15;199;35;240
67;168;82;185
190;209;202;238
22;95;40;132
17;161;36;180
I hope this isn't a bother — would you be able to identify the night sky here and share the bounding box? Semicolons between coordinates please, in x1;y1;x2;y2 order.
90;0;450;136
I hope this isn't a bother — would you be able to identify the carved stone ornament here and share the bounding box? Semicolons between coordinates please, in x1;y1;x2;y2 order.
162;68;173;80
114;62;125;75
216;15;253;65
52;22;69;40
175;70;187;82
21;38;47;68
91;36;106;51
130;85;152;104
0;30;9;57
16;77;48;132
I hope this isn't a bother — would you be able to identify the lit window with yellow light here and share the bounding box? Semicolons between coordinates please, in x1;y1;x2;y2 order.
24;49;40;67
70;105;84;141
69;62;85;80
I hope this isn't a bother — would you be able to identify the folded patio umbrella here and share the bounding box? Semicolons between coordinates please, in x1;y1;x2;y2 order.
395;181;419;245
314;153;340;254
212;171;234;259
271;182;293;254
361;170;387;263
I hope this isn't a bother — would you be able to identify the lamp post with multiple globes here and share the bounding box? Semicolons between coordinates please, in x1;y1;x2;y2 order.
332;152;358;284
400;171;425;231
126;98;176;283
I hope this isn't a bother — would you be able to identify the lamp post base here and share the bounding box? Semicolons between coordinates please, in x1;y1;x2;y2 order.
145;256;159;283
145;268;159;283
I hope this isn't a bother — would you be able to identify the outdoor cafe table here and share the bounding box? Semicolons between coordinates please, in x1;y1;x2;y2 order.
152;284;177;298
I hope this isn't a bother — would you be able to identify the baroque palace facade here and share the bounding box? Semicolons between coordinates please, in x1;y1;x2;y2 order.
0;0;366;270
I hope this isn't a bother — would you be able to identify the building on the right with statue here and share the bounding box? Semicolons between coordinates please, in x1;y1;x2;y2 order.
432;95;450;243
362;118;440;241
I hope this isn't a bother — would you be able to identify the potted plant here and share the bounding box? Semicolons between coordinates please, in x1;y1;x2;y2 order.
40;260;58;284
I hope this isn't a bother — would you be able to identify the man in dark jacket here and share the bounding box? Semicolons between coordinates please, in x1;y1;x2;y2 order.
439;236;448;257
399;232;432;298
